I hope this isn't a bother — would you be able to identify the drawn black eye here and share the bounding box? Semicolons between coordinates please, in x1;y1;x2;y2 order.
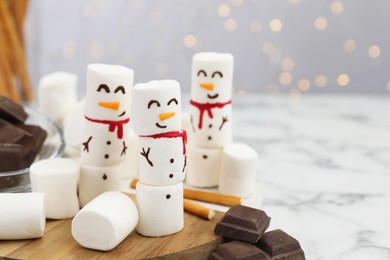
97;84;110;93
148;100;161;109
167;98;178;106
114;85;125;94
197;70;207;77
211;71;223;78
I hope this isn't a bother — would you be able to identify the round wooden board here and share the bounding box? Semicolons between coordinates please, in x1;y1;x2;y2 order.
0;194;224;259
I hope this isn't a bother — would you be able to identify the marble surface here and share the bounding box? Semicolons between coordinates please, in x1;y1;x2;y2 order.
212;94;390;260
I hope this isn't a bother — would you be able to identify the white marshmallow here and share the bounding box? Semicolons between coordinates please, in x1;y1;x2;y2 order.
138;135;186;186
72;191;138;251
132;80;181;135
78;162;123;207
63;99;85;148
181;111;193;143
121;128;139;179
84;63;133;121
38;71;78;122
136;182;184;237
0;193;45;240
189;103;232;148
191;52;234;103
30;158;80;219
80;119;129;166
185;145;222;188
219;143;258;198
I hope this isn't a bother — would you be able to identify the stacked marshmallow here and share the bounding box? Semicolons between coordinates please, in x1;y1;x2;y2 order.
79;63;134;207
132;80;186;237
186;52;234;188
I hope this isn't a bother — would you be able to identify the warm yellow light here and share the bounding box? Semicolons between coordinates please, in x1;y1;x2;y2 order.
315;75;327;87
270;19;282;32
231;0;243;7
279;72;293;85
281;58;294;71
331;1;344;15
224;19;237;32
298;78;310;91
344;39;356;52
289;89;301;100
314;17;327;31
250;20;262;33
337;74;350;87
183;35;197;48
218;4;230;17
368;45;381;58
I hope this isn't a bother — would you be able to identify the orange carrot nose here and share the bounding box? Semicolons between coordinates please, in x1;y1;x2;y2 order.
98;101;120;110
159;112;175;121
199;83;214;91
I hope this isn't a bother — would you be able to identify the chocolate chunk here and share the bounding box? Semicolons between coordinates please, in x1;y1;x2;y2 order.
0;95;27;123
210;240;268;260
0;144;27;171
256;229;305;260
0;119;36;157
215;205;271;243
17;124;47;155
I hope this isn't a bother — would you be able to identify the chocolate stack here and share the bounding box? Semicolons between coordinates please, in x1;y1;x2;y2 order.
0;95;47;172
212;205;305;260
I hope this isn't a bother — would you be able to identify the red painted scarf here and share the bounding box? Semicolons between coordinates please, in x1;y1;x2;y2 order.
85;116;130;139
140;130;187;155
190;100;232;129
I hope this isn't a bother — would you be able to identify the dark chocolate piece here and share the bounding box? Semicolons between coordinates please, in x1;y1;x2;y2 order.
0;119;36;157
17;124;47;153
0;95;27;123
256;229;305;260
210;241;268;260
0;144;27;171
215;205;271;243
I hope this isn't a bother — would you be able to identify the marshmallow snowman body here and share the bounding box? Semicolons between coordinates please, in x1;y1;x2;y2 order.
138;136;186;186
136;182;184;237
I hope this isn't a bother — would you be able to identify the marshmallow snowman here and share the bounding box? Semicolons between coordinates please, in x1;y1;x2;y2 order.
190;52;234;148
79;63;134;206
132;79;185;237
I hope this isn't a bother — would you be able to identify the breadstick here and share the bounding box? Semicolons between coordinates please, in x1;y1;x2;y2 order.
130;178;242;206
184;199;215;220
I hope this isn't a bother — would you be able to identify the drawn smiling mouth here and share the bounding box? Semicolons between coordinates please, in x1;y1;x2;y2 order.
156;123;167;128
118;111;126;117
207;93;219;99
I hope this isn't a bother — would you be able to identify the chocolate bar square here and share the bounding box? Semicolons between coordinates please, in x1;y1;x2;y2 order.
210;240;268;260
256;229;305;260
0;143;28;171
0;95;27;123
215;205;271;243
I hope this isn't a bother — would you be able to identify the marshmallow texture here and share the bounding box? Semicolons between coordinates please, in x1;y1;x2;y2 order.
84;63;133;121
78;162;123;207
80;119;129;166
185;145;222;188
189;103;232;148
121;128;139;179
30;158;80;219
132;80;181;135
191;52;234;103
0;193;45;240
219;143;258;198
138;136;186;186
38;71;78;122
136;182;184;237
63;99;84;148
72;191;139;251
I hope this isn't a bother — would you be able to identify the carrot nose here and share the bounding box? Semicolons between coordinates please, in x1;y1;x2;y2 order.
98;101;120;111
199;83;214;91
159;112;175;121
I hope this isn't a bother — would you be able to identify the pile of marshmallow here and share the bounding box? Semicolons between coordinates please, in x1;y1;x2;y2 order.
0;52;259;252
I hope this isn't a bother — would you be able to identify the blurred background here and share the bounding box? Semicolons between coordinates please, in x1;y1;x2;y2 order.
24;0;390;98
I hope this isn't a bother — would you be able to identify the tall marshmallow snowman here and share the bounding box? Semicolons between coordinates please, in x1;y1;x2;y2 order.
186;52;234;187
132;80;186;237
79;63;134;207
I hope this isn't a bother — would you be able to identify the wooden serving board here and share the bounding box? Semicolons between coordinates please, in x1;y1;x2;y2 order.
0;195;224;260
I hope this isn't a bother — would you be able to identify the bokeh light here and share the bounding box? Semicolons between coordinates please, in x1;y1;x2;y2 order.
281;58;294;71
270;19;282;32
224;19;237;32
344;39;356;52
218;4;230;17
315;75;328;87
279;72;293;85
368;45;381;58
337;74;350;87
298;78;310;91
314;17;327;31
183;35;197;48
331;1;344;15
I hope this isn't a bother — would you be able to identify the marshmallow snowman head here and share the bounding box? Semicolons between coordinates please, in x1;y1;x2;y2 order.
132;80;181;135
84;64;134;121
191;52;234;103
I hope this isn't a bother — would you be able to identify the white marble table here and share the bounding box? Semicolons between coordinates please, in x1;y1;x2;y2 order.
207;94;390;260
